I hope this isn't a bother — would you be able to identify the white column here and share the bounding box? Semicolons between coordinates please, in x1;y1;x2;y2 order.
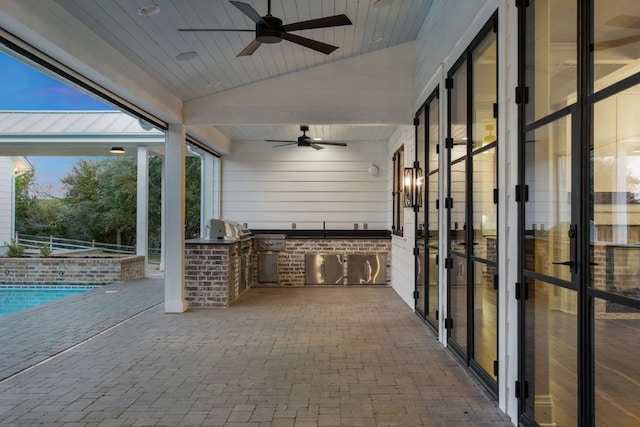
164;123;187;313
136;146;149;258
159;158;166;271
213;156;222;219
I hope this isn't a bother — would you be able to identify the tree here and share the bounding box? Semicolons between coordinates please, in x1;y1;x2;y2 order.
15;171;68;236
185;155;202;239
60;159;102;241
16;153;203;249
14;170;37;233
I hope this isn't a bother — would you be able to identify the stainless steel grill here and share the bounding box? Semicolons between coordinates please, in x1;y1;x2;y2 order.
254;234;286;284
209;219;251;240
253;234;286;252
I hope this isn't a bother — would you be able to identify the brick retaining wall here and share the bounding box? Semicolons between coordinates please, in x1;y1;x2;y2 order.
0;255;146;284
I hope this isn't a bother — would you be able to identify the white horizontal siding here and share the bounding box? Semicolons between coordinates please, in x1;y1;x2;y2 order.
388;126;416;308
221;140;389;230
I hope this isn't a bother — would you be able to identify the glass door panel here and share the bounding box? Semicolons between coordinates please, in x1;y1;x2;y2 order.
417;108;426;240
593;1;640;92
473;261;497;381
428;249;439;321
524;119;572;282
450;159;467;251
591;81;640;427
450;60;468;162
523;279;578;426
472;148;497;261
450;254;468;353
594;303;640;426
415;107;427;316
472;30;497;151
428;171;439;247
592;84;640;298
428;98;439;172
524;0;577;123
416;239;426;316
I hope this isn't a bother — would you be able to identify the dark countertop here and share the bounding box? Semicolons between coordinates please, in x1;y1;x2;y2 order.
186;237;247;245
250;229;391;239
186;230;390;245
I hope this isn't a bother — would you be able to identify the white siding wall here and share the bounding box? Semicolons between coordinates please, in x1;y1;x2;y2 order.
0;157;14;246
389;126;415;308
221;140;389;230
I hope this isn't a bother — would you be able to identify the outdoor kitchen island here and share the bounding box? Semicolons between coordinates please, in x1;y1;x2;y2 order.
184;228;391;308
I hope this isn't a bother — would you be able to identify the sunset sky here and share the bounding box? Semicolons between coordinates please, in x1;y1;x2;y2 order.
1;51;114;197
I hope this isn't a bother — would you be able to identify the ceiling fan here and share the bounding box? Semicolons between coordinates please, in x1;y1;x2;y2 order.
178;0;352;56
268;125;348;150
594;14;640;51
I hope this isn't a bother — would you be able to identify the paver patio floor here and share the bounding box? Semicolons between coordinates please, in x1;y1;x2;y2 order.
0;283;513;426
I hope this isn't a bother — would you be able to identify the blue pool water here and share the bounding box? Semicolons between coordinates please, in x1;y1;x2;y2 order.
0;285;98;315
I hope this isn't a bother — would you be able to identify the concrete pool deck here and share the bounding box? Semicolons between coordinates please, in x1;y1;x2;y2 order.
0;280;513;426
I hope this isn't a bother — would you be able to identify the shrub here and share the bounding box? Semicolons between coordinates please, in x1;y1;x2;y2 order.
6;239;25;257
39;245;53;257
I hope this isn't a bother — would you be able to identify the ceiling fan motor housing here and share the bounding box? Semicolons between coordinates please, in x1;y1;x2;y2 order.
257;15;283;43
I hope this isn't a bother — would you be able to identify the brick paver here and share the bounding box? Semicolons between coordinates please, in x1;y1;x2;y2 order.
0;285;514;426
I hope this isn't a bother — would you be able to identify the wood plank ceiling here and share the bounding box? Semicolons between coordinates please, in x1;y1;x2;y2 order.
51;0;433;143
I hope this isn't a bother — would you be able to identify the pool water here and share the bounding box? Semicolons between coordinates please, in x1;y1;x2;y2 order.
0;285;98;315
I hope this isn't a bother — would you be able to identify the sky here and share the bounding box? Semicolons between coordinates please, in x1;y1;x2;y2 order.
1;52;114;197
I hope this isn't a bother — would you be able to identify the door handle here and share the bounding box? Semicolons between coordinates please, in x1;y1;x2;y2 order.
552;260;575;266
365;261;371;283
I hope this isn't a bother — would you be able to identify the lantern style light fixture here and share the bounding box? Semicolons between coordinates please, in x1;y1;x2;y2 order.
403;163;423;209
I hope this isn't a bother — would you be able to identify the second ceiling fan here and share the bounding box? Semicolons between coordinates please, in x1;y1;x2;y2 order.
178;0;352;56
268;126;348;150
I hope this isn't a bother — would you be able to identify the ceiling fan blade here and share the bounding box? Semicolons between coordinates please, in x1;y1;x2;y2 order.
281;32;339;54
310;144;325;150
230;1;266;25
605;14;640;30
317;141;347;147
272;142;298;148
266;139;297;143
237;39;262;56
593;34;640;50
178;28;254;32
282;14;352;32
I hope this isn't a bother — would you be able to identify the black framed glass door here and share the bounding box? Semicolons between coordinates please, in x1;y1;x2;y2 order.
518;1;640;425
415;88;440;331
445;14;499;395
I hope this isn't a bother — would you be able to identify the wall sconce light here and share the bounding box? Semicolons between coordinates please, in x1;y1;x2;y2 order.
403;164;423;209
110;147;126;154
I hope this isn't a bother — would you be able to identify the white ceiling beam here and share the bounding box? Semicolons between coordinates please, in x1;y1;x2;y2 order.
187;125;231;155
184;42;415;126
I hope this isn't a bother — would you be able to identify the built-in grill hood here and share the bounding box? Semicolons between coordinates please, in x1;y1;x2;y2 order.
209;219;251;240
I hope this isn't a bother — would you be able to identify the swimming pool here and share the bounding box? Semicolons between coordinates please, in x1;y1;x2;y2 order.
0;285;98;315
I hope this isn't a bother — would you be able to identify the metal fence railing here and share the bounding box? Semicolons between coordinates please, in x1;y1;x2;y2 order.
16;233;136;255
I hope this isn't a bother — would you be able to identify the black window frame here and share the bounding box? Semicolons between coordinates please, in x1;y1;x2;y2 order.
392;146;405;236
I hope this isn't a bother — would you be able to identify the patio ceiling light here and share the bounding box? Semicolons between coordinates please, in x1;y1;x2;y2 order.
110;147;126;154
138;5;160;16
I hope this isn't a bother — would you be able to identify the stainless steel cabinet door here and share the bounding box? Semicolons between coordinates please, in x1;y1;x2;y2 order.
258;253;278;283
347;255;387;285
305;254;344;285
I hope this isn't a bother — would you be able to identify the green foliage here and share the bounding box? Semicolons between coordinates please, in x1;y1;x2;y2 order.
39;245;52;257
185;156;202;239
15;154;204;250
6;239;25;258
